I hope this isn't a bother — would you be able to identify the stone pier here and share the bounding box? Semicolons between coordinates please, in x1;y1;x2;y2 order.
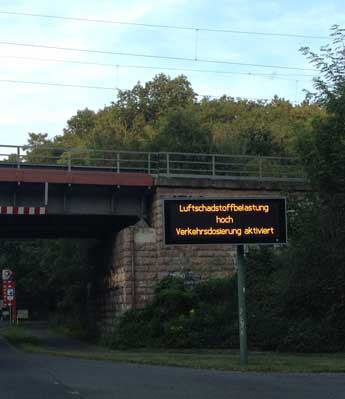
97;177;309;336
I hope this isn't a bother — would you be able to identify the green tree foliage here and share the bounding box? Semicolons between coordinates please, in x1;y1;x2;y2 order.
55;108;97;149
243;26;345;352
199;96;322;156
85;106;128;150
149;105;213;153
26;132;51;147
0;240;99;328
23;74;322;158
242;26;345;352
115;74;196;128
23;132;59;164
63;109;97;139
297;25;345;277
300;25;345;194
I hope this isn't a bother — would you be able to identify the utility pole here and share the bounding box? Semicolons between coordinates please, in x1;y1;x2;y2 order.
236;245;248;367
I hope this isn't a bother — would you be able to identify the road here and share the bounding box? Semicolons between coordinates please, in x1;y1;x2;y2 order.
1;337;345;399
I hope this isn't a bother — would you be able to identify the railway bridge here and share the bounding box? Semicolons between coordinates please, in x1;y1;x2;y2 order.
0;145;309;334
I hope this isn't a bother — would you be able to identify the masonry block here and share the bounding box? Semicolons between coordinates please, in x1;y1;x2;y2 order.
98;183;298;338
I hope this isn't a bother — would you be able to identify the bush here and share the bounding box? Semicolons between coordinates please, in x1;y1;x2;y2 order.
277;319;342;353
110;308;155;349
109;236;345;352
109;276;239;349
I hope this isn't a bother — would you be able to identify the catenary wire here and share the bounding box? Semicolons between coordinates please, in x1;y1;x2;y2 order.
0;54;315;82
0;78;301;103
0;41;317;72
0;10;329;39
0;79;117;90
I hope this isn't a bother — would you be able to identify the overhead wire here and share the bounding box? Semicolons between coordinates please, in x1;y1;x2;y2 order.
0;11;316;104
0;78;302;104
0;40;316;72
0;54;315;82
0;78;117;90
0;10;329;39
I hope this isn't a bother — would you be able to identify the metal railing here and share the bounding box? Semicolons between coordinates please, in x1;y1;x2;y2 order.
0;144;306;181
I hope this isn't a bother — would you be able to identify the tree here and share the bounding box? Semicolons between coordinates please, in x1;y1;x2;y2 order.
263;25;345;350
240;127;282;156
85;106;129;150
300;25;345;193
199;96;321;156
23;132;59;164
26;132;51;147
0;239;99;327
149;105;213;153
115;74;196;129
24;74;323;157
58;108;97;148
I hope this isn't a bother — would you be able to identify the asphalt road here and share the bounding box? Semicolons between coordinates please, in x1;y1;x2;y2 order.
1;337;345;399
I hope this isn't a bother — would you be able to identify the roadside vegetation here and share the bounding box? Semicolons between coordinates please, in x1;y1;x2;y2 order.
0;326;42;347
2;325;345;373
0;26;344;357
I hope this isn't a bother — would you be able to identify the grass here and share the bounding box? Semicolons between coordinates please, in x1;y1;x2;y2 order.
20;346;345;373
48;324;97;342
0;326;42;347
2;326;345;373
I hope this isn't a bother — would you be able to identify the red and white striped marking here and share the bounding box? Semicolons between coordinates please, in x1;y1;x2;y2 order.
0;206;47;215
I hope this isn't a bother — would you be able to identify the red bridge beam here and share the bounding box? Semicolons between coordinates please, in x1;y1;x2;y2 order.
0;168;153;187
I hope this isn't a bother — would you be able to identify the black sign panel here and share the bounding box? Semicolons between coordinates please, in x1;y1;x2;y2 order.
164;198;287;245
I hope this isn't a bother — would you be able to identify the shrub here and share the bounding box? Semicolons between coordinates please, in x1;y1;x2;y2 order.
109;238;345;352
109;276;239;349
277;319;342;353
110;307;155;349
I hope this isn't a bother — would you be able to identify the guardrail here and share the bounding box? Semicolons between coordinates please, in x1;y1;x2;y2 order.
0;144;306;181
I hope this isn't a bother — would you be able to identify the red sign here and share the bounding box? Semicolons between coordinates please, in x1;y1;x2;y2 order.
2;280;15;305
2;269;16;321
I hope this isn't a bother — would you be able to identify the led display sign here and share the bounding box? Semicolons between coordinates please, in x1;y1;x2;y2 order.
164;198;287;245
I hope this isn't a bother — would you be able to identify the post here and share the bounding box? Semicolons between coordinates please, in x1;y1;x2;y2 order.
44;182;49;206
67;151;72;172
147;153;151;174
9;304;12;326
16;146;21;169
212;154;216;176
236;245;248;367
166;153;170;176
116;152;120;173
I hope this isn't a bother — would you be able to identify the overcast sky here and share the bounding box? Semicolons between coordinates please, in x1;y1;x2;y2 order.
0;0;344;147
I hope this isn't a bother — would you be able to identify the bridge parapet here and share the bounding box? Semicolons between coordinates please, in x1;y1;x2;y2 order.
0;144;306;182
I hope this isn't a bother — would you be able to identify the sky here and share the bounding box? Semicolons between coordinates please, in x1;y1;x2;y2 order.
0;0;344;148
